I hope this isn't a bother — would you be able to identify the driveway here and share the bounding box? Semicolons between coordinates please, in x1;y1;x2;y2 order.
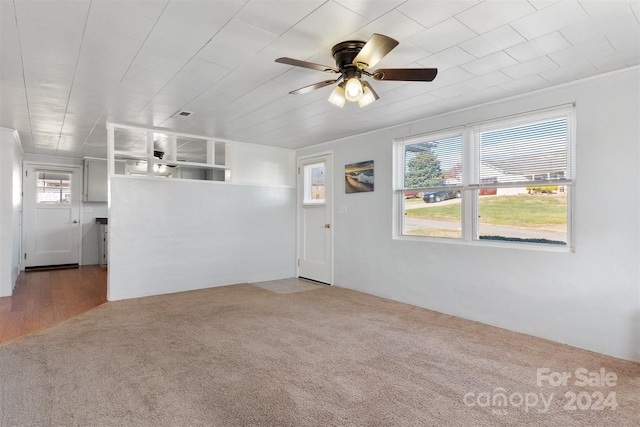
404;216;567;242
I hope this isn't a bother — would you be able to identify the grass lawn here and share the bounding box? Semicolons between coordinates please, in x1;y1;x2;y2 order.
406;194;567;230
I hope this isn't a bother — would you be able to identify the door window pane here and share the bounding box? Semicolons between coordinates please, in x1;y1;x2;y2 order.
304;163;325;203
36;171;71;204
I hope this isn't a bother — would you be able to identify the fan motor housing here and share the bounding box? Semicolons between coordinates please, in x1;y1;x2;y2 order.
332;41;366;70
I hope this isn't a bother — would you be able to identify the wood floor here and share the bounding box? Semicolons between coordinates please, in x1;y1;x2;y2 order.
0;265;107;344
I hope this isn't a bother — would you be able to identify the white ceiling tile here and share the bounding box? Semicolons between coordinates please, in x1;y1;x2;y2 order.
140;33;200;65
346;10;426;43
20;56;77;82
411;18;478;53
539;60;598;84
128;52;185;78
607;27;640;52
578;0;636;17
197;42;257;70
152;4;223;49
373;41;431;69
237;0;324;35
498;74;550;93
169;58;232;93
590;48;640;72
13;0;90;28
1;4;23;80
87;0;165;41
528;1;561;11
268;1;368;56
511;0;589;39
459;86;509;105
417;46;476;71
548;38;615;66
505;32;572;62
459;25;527;58
461;51;519;76
398;1;479;28
431;82;476;99
334;0;405;20
631;0;640;21
465;71;513;90
501;55;558;79
456;0;536;34
430;66;475;87
560;5;639;46
169;0;243;32
210;19;279;55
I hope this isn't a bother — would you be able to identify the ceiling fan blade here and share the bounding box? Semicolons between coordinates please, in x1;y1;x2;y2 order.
289;78;340;95
275;57;339;73
352;33;399;69
372;68;438;82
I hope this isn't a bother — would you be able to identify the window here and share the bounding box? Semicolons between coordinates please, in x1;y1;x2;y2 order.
36;171;71;204
400;132;463;238
303;162;325;203
396;105;574;248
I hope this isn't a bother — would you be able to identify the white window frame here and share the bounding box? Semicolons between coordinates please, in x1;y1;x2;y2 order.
394;105;575;251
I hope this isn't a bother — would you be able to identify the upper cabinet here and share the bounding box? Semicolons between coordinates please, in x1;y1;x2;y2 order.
83;158;108;202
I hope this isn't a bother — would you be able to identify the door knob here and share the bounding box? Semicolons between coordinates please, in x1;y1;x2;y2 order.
72;220;78;224
324;224;330;229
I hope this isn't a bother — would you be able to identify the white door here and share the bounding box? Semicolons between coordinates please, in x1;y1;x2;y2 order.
24;165;81;267
298;155;332;284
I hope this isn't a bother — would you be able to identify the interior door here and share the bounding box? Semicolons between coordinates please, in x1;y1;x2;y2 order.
298;155;332;284
24;165;81;267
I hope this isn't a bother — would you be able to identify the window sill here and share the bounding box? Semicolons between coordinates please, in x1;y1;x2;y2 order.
394;234;574;253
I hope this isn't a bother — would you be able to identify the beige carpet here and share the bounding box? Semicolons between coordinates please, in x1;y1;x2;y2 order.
1;282;638;426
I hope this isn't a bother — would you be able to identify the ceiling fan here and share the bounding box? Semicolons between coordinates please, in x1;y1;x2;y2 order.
275;33;437;108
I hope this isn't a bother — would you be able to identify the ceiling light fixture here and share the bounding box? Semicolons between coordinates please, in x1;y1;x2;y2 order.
276;33;438;109
358;81;379;108
328;83;347;108
344;77;363;102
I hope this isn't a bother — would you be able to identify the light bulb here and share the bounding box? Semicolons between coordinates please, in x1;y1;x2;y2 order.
328;84;346;107
344;77;363;102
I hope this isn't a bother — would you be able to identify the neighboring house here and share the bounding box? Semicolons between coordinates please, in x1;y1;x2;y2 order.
445;151;566;196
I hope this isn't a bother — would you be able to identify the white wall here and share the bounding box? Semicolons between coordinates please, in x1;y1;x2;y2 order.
229;142;296;187
0;128;23;297
107;147;296;301
297;67;640;362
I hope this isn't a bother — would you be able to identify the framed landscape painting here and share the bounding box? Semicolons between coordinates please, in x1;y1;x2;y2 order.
345;160;374;193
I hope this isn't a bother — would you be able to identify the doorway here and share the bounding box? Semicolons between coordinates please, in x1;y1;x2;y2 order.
23;164;81;268
297;154;332;284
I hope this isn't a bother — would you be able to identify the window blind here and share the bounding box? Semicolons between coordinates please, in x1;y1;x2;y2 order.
403;134;463;190
473;109;573;187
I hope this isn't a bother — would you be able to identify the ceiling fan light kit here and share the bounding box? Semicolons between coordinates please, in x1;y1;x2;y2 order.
328;83;347;108
275;33;437;108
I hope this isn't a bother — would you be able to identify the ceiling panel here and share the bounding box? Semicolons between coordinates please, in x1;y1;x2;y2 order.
510;1;590;40
398;1;479;28
236;0;324;35
505;32;572;63
456;0;537;34
411;18;478;54
458;25;527;58
0;0;638;158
